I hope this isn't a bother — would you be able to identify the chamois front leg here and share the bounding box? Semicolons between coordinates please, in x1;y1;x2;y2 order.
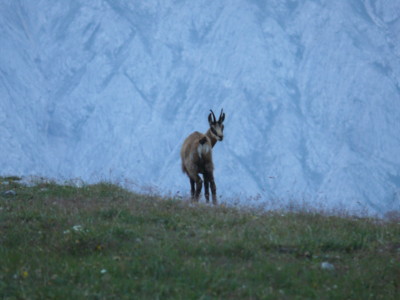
208;173;217;205
190;178;195;198
204;174;210;203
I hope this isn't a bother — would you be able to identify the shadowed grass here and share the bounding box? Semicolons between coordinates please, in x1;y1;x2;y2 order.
0;177;399;299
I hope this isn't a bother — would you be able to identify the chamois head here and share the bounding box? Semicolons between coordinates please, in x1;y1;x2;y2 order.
208;109;225;141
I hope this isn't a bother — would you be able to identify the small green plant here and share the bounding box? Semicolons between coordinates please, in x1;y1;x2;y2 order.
0;178;399;299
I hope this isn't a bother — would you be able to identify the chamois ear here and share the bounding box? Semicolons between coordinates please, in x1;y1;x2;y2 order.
218;109;225;124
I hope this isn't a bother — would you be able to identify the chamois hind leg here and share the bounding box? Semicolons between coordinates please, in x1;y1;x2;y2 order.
188;173;202;202
203;174;210;203
194;175;203;202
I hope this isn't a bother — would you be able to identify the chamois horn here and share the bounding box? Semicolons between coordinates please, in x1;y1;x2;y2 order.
219;109;225;123
209;109;217;123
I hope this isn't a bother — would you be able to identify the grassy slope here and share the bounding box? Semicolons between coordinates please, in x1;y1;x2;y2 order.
0;177;399;299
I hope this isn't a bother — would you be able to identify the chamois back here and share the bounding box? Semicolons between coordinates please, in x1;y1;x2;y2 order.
180;131;213;176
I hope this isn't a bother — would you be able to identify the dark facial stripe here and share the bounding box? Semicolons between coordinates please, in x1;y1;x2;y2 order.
211;127;222;140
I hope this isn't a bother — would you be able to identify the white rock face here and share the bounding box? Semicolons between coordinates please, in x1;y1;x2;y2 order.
1;1;400;215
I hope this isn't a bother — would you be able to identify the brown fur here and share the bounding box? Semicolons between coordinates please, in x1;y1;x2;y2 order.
180;110;225;204
181;130;215;176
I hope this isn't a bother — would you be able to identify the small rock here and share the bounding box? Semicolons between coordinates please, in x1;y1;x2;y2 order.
321;262;335;270
3;190;16;197
72;225;84;232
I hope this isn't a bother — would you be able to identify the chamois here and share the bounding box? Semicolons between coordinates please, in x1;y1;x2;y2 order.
180;109;225;204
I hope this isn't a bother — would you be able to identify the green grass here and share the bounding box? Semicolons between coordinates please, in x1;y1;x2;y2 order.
0;177;399;299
